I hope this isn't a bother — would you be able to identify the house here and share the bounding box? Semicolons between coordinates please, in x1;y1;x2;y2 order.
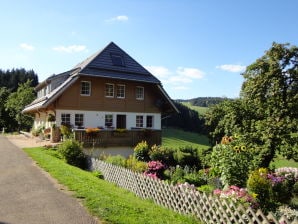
23;42;178;150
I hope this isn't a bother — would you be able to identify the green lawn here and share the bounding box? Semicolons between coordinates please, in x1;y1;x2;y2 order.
181;102;209;115
162;128;210;151
270;154;298;168
24;147;200;224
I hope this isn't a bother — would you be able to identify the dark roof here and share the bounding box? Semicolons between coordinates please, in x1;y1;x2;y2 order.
75;42;161;84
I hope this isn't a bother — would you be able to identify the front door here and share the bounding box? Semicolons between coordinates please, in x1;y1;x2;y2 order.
116;115;126;129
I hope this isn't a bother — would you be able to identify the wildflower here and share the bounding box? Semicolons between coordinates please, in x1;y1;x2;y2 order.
233;146;240;153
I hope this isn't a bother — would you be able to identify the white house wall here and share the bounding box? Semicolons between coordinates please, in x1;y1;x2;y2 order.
55;109;161;130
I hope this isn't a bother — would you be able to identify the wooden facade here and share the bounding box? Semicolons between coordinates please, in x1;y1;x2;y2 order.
54;76;163;113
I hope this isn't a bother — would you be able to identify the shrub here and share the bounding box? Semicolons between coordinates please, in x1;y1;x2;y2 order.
149;145;175;166
213;185;259;209
126;156;148;172
247;168;277;212
144;161;166;179
210;136;254;187
173;146;201;169
58;139;87;169
60;125;72;139
197;184;216;194
105;155;126;167
134;141;150;162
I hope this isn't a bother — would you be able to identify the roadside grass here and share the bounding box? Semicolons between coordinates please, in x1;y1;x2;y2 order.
24;147;200;224
162;128;210;151
181;102;209;115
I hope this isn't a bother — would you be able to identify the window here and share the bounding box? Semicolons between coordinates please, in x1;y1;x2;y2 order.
116;84;125;98
75;114;84;127
61;113;71;125
81;81;91;96
105;114;113;128
136;86;144;100
136;115;143;128
111;53;125;66
146;116;153;128
105;83;114;97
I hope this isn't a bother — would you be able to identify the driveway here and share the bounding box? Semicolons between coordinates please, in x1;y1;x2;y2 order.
0;135;99;224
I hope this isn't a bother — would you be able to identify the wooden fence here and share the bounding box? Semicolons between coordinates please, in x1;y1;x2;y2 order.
90;158;297;224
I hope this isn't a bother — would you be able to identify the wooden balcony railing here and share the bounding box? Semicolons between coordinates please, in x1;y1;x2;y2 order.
73;129;162;148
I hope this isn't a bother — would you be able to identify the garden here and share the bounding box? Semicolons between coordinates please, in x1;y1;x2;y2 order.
95;135;298;222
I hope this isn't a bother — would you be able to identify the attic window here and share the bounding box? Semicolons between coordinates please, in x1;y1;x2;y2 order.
111;53;125;66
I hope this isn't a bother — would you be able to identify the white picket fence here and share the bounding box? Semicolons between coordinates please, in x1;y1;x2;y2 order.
90;158;297;224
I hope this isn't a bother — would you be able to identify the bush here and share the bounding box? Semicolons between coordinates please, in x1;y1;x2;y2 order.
144;161;165;179
149;145;175;166
58;139;87;169
247;168;277;212
126;156;148;172
60;125;72;139
105;155;126;167
134;141;150;162
210;136;254;187
173;146;201;169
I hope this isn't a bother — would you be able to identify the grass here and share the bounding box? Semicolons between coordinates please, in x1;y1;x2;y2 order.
162;128;210;151
24;147;200;224
181;102;209;115
270;154;298;168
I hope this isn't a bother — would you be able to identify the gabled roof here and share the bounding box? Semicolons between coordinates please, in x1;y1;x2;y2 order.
23;42;178;114
75;42;160;84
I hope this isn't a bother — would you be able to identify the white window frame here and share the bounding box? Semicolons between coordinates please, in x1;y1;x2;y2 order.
105;114;113;128
75;114;84;127
136;115;143;128
81;81;91;96
105;83;114;98
61;113;71;126
136;86;144;100
116;84;125;99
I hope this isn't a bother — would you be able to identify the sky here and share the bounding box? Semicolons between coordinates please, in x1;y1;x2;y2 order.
0;0;297;100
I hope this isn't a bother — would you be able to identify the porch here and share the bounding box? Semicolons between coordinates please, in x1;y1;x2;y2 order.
73;129;162;148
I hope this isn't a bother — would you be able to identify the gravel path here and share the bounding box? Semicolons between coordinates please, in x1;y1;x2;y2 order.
0;135;99;224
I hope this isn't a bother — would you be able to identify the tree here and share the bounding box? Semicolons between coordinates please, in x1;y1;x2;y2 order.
240;42;298;166
5;80;35;131
0;68;38;91
205;42;298;167
0;87;13;131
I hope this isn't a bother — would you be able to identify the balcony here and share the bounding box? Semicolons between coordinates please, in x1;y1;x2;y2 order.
73;129;161;148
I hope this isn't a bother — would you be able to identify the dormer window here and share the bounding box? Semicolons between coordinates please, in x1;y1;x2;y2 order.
111;53;125;66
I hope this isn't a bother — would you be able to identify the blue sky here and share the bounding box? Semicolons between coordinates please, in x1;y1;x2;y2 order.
0;0;297;99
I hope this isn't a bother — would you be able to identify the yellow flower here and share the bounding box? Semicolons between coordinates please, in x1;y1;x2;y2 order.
241;146;246;151
233;146;240;153
252;193;258;199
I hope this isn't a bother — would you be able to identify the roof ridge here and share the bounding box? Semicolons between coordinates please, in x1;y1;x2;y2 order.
73;42;115;70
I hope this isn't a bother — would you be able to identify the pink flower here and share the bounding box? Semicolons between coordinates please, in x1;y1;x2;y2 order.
213;189;222;195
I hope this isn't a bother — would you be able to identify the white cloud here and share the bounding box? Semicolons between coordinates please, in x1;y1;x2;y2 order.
52;45;87;53
145;66;171;79
172;86;188;90
176;67;205;79
216;64;246;72
20;43;35;51
106;15;129;22
169;75;192;83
